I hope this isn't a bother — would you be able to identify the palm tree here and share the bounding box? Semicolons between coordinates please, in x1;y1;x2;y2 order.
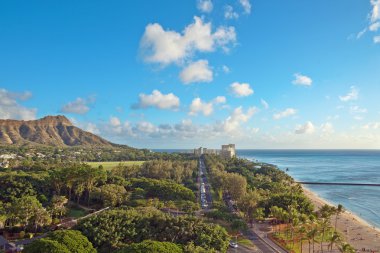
318;218;330;253
334;204;344;232
297;225;307;253
270;206;279;234
337;243;356;253
328;232;342;251
318;205;334;252
307;227;318;253
297;214;309;253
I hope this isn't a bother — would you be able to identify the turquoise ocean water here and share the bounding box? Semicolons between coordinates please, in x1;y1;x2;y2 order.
237;150;380;229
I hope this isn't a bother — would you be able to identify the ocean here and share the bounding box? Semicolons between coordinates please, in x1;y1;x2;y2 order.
153;149;380;228
237;150;380;229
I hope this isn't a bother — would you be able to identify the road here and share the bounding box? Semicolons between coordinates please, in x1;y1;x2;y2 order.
199;156;287;253
198;157;212;209
227;244;259;253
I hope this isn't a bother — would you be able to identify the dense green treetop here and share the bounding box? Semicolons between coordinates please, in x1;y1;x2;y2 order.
116;240;183;253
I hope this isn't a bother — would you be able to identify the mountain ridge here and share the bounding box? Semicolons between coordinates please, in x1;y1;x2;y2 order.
0;115;114;147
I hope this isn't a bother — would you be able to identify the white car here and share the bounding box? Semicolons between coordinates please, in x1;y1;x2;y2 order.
229;241;238;248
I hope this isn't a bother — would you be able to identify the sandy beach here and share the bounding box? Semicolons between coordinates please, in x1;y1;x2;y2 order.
302;186;380;251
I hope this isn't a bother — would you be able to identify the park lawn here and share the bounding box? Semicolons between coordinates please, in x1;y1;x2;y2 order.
237;238;255;248
86;161;145;170
67;207;87;218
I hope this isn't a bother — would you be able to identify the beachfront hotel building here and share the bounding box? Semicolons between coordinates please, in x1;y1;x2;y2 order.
193;147;219;156
220;144;236;159
193;144;236;159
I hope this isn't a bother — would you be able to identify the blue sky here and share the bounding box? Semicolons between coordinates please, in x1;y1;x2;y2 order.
1;0;380;149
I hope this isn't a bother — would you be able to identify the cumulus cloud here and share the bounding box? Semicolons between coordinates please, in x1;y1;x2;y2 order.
189;95;226;116
179;60;213;84
109;116;121;127
230;82;254;97
339;86;359;102
197;0;213;13
356;1;380;42
213;96;226;104
362;122;380;129
321;122;334;135
140;16;236;66
0;89;37;120
369;21;380;31
239;0;252;14
102;107;258;143
224;5;239;19
222;106;258;132
292;73;312;86
371;0;380;23
261;99;269;109
295;121;315;134
61;97;94;114
350;105;367;114
85;123;100;134
189;98;214;116
134;121;158;134
273;108;297;120
133;90;180;110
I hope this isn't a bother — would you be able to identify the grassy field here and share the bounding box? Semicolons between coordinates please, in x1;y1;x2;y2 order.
67;207;87;218
86;161;145;170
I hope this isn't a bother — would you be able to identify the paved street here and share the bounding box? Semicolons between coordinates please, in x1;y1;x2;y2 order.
198;157;212;209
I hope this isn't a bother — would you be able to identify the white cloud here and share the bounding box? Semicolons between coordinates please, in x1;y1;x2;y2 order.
179;60;213;84
261;99;269;109
224;5;239;19
61;97;92;114
134;121;158;134
222;106;258;132
350;105;367;114
110;116;121;127
369;21;380;31
222;65;230;73
189;98;213;116
140;16;236;65
85;123;100;134
273;108;297;120
230;82;254;97
239;0;252;14
321;122;334;134
189;95;226;116
292;73;312;86
356;28;367;39
371;0;380;23
107;116;123;134
213;96;226;104
295;121;315;134
362;122;380;129
0;89;37;120
134;90;180;110
197;0;213;13
339;86;359;102
356;1;380;41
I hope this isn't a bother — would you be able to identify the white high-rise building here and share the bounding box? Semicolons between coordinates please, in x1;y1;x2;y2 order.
220;144;236;159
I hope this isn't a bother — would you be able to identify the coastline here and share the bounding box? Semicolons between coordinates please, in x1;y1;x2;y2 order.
302;186;380;250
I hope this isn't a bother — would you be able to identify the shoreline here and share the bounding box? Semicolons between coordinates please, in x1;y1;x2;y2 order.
302;186;380;250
